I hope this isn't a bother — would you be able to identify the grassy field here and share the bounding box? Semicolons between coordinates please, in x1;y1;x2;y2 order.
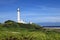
0;20;60;40
0;27;60;40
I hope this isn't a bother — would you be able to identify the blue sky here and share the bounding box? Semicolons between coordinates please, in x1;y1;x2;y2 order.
0;0;60;23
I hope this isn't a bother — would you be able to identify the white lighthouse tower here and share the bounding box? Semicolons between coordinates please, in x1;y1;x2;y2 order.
17;8;20;23
17;8;27;23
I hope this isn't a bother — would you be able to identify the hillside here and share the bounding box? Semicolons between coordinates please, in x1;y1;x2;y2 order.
0;20;43;31
0;20;60;40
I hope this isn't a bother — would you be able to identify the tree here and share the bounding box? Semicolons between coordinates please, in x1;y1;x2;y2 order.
4;20;16;24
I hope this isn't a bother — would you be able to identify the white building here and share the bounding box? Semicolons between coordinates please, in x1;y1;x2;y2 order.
17;8;26;24
17;8;33;24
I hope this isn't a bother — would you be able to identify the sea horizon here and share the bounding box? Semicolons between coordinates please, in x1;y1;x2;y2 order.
37;22;60;27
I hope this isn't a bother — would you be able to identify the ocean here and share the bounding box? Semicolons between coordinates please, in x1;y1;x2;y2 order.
37;22;60;27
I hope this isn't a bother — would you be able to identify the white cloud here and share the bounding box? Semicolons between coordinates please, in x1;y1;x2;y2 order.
32;16;60;22
22;16;60;23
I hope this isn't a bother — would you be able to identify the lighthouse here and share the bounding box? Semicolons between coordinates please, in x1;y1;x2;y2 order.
17;8;27;23
17;8;20;23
